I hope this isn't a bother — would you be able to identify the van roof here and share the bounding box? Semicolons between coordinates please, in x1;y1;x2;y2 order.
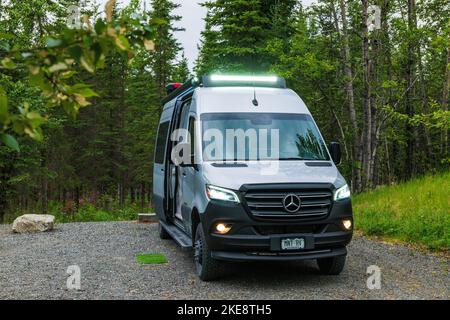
194;87;311;115
161;75;286;105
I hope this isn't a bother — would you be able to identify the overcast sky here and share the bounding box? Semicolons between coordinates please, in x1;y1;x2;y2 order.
104;0;317;70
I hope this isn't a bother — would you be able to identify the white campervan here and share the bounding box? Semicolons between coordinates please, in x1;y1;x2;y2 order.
153;75;353;281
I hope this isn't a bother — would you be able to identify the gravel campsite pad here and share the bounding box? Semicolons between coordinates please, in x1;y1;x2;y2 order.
0;221;448;299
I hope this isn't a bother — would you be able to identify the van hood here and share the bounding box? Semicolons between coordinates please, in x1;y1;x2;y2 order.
202;161;345;191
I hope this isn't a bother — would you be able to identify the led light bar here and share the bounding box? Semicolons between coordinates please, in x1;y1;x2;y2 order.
210;75;278;83
203;74;286;88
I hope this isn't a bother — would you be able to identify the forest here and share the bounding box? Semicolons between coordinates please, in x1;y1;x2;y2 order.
0;0;448;223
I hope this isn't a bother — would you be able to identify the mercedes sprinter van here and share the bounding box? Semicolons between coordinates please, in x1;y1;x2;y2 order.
153;75;353;281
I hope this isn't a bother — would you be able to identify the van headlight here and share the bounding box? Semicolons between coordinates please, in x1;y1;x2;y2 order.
206;185;240;203
333;184;351;201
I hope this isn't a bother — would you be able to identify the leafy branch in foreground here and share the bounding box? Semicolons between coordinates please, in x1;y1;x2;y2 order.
0;0;156;151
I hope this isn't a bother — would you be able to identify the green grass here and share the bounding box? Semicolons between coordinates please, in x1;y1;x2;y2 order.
136;253;168;264
353;171;450;251
4;202;147;224
54;204;139;223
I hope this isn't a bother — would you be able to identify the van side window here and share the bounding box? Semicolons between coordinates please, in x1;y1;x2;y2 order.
179;101;191;130
155;121;170;164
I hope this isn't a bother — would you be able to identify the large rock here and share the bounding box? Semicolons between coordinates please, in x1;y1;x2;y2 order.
12;214;55;233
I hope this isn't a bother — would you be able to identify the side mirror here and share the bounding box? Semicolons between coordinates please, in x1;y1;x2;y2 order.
329;142;341;165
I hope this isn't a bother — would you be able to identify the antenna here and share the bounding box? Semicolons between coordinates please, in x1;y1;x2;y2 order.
252;87;259;106
252;74;258;106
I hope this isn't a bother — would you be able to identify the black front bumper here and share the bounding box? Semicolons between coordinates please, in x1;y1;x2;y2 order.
201;195;353;262
212;247;347;262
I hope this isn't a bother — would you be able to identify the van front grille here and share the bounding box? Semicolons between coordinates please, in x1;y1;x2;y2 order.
241;184;333;220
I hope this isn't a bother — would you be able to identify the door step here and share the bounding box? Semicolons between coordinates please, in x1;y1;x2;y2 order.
159;220;192;251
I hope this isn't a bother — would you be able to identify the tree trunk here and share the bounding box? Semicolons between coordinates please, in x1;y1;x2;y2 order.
40;153;48;215
0;159;14;223
147;183;152;209
361;0;372;190
119;183;125;208
74;187;80;221
405;0;417;179
417;43;433;165
130;186;135;204
381;0;395;185
339;0;361;191
140;182;145;211
442;47;450;155
368;26;381;189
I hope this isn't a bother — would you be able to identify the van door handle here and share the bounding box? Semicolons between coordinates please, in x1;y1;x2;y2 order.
182;172;186;177
160;168;164;172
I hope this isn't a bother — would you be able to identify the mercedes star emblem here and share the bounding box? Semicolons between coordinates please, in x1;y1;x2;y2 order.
282;193;301;213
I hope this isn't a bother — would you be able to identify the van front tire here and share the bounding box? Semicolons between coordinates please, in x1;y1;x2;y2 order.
317;255;346;275
194;223;225;281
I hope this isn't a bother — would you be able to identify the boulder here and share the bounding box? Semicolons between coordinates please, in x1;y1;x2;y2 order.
138;213;157;223
12;214;55;233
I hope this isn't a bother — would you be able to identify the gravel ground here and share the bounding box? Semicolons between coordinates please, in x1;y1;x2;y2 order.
0;221;448;300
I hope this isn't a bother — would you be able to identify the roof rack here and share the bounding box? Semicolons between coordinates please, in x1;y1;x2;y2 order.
161;75;287;105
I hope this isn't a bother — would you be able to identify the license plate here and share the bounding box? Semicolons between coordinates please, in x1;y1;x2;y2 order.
281;237;305;250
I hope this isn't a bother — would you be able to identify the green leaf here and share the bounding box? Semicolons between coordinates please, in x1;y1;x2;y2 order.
60;70;77;79
12;121;24;134
24;127;43;141
1;57;16;69
80;55;94;73
0;32;14;39
29;72;52;92
91;42;103;64
94;19;106;34
0;86;8;122
68;45;83;61
151;17;166;25
83;35;94;47
26;111;46;127
0;133;20;152
115;35;130;50
67;84;98;97
48;62;68;73
62;28;76;43
0;40;10;51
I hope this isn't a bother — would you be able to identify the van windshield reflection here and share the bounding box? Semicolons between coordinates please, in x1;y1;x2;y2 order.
201;113;330;161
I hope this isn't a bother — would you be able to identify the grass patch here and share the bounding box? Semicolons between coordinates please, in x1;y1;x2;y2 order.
4;202;150;224
136;253;168;264
353;171;450;251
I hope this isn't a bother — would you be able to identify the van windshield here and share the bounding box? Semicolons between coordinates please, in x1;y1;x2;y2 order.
201;113;330;161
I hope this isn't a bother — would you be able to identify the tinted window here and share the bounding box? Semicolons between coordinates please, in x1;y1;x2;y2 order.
179;102;191;130
201;113;329;161
155;121;169;164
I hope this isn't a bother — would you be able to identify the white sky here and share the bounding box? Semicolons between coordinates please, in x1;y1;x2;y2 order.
100;0;317;70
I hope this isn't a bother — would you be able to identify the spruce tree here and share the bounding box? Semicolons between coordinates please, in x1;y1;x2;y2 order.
150;0;184;100
172;53;191;83
197;0;296;74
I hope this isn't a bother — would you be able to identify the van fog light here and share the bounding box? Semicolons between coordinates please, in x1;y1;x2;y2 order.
342;219;352;231
215;223;232;234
